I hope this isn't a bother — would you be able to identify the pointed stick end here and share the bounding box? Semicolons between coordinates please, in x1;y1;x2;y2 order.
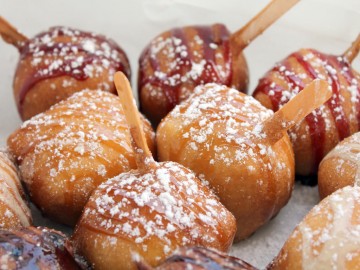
0;16;28;49
114;71;128;95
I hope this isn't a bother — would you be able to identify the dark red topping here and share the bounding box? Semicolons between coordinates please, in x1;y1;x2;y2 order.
0;227;82;269
16;26;130;114
138;24;232;112
254;49;358;172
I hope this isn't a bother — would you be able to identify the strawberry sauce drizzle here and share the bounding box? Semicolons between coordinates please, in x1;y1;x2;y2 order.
254;49;355;170
17;26;130;114
138;24;233;112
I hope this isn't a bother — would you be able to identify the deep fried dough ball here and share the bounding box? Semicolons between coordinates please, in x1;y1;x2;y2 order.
138;24;248;125
157;83;294;241
253;49;360;177
7;90;155;226
269;186;360;270
14;26;130;120
318;131;360;199
72;161;236;270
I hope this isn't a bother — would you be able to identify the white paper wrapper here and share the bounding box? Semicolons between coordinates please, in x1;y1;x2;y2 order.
0;0;359;268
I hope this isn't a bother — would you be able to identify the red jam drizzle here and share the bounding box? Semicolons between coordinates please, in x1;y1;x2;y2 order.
138;24;233;112
17;26;130;113
306;50;350;141
254;49;356;171
330;56;360;129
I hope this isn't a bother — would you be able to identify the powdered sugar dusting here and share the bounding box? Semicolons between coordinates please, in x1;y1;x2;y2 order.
159;83;281;171
297;186;360;269
18;26;130;98
138;24;235;122
157;83;295;240
77;161;235;260
321;132;360;186
7;90;154;223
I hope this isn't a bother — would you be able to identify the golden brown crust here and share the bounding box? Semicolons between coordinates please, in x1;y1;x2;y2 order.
7;90;155;226
138;24;248;126
157;84;294;241
318;132;360;199
0;152;31;229
14;26;130;121
269;186;360;270
72;161;236;270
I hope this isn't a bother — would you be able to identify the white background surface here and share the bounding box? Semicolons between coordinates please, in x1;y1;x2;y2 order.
0;0;359;268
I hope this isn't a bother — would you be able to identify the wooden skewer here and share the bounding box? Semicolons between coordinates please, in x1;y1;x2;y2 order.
230;0;300;51
343;34;360;64
114;72;155;172
259;79;331;145
0;16;28;49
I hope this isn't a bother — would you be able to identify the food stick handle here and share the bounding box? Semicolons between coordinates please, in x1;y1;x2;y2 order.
0;16;28;49
230;0;300;51
343;34;360;63
114;72;155;171
260;79;331;144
